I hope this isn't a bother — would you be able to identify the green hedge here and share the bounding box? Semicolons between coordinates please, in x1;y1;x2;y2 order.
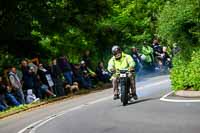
171;47;200;91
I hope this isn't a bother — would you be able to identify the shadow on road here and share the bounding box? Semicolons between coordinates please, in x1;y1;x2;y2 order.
127;97;159;106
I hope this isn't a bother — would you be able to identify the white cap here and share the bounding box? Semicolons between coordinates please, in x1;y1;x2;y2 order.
80;60;85;64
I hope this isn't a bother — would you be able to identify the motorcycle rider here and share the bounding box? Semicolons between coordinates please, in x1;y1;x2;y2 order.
108;45;138;100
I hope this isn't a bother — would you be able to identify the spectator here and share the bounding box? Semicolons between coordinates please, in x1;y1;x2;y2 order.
22;65;38;97
26;89;39;104
161;46;172;69
0;82;9;110
130;46;143;73
51;58;65;96
37;64;56;98
152;39;163;57
72;63;92;89
82;50;92;69
171;43;181;57
0;75;21;107
22;59;38;74
80;60;97;86
141;42;155;72
96;62;110;83
8;67;25;104
57;55;73;85
152;39;164;68
21;60;33;93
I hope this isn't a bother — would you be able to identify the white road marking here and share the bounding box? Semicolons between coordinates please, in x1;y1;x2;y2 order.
18;79;169;133
160;91;200;103
17;120;43;133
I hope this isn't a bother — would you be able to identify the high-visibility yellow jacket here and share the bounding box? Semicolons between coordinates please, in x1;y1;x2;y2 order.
141;46;154;63
107;52;135;73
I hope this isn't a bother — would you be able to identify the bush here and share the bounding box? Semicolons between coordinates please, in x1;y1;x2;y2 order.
171;47;200;91
187;49;200;90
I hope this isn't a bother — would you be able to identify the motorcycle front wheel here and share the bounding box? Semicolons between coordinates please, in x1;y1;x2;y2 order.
120;83;128;106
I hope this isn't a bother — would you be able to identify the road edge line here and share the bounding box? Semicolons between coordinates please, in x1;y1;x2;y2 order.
160;91;200;103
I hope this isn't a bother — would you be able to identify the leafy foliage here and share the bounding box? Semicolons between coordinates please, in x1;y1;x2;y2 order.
157;0;200;90
0;0;200;90
0;0;167;66
157;0;200;47
171;47;200;91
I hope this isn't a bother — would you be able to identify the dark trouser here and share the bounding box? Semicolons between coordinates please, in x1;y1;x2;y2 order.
0;95;8;109
75;76;92;89
53;79;65;96
63;71;73;85
5;93;21;106
0;104;6;111
98;74;110;83
13;88;25;104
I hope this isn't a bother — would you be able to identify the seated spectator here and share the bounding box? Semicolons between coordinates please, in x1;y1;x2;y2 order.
82;50;92;68
0;75;20;108
72;63;92;89
80;61;96;78
26;89;39;104
51;58;65;96
22;66;38;97
80;61;97;86
0;90;8;111
57;55;73;85
8;67;25;104
37;64;56;98
96;61;110;83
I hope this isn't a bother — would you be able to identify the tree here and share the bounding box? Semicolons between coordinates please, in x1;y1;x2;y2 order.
157;0;200;91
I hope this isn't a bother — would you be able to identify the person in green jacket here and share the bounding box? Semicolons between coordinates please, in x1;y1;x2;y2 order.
108;45;138;100
141;42;155;71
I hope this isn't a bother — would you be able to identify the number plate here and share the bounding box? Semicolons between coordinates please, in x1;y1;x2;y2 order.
120;73;126;77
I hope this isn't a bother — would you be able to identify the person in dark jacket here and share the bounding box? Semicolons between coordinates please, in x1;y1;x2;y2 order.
80;61;97;86
152;39;163;57
57;55;73;85
37;64;56;98
72;63;92;89
131;46;143;73
51;58;65;96
96;62;110;83
82;50;92;69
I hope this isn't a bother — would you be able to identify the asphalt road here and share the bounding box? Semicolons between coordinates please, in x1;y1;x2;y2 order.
1;74;200;133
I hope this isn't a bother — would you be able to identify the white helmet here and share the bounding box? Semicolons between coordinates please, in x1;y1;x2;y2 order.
111;45;121;55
